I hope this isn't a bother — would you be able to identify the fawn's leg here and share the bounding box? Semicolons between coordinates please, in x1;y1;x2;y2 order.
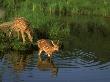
38;50;42;56
17;31;20;40
9;31;12;37
47;54;52;63
48;54;51;57
38;55;42;61
21;31;26;44
47;53;51;58
25;30;33;43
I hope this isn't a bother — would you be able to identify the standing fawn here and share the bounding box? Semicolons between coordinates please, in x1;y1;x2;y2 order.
37;39;59;57
0;17;33;43
12;17;33;43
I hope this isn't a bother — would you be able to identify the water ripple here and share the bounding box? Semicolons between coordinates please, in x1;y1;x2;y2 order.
57;49;110;70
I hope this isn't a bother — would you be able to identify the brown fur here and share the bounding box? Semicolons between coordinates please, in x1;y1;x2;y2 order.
37;39;59;57
12;17;33;43
0;17;33;43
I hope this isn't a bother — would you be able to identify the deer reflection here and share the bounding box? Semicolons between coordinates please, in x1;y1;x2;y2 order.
37;56;58;77
7;52;32;72
13;55;27;72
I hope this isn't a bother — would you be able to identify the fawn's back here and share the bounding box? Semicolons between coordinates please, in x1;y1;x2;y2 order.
12;17;30;31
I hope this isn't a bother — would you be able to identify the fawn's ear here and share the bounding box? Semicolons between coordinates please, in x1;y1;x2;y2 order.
51;40;53;44
51;40;55;46
57;40;59;45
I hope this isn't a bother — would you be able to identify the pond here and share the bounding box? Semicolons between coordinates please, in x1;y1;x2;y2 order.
0;36;110;82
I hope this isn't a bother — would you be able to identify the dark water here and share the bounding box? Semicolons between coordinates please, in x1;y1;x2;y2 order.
0;45;110;82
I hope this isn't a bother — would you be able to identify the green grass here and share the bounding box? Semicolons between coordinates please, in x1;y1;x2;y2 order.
1;0;110;21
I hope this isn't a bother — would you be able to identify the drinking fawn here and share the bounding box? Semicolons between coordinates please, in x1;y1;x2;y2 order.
0;17;33;44
12;17;33;43
37;39;59;57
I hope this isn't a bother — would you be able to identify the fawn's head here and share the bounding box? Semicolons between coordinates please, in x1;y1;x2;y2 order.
51;40;59;52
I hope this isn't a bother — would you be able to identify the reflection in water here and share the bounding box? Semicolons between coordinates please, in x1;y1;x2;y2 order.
5;51;33;72
0;48;110;82
12;55;27;72
37;56;58;77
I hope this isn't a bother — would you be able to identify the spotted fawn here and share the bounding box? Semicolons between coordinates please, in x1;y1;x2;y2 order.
37;39;59;57
12;17;33;43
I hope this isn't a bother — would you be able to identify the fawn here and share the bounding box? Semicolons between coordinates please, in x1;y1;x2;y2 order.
0;17;33;43
12;17;33;43
37;39;59;57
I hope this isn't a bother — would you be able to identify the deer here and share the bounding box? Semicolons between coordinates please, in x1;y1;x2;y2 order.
11;17;33;44
0;17;33;44
37;39;59;58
